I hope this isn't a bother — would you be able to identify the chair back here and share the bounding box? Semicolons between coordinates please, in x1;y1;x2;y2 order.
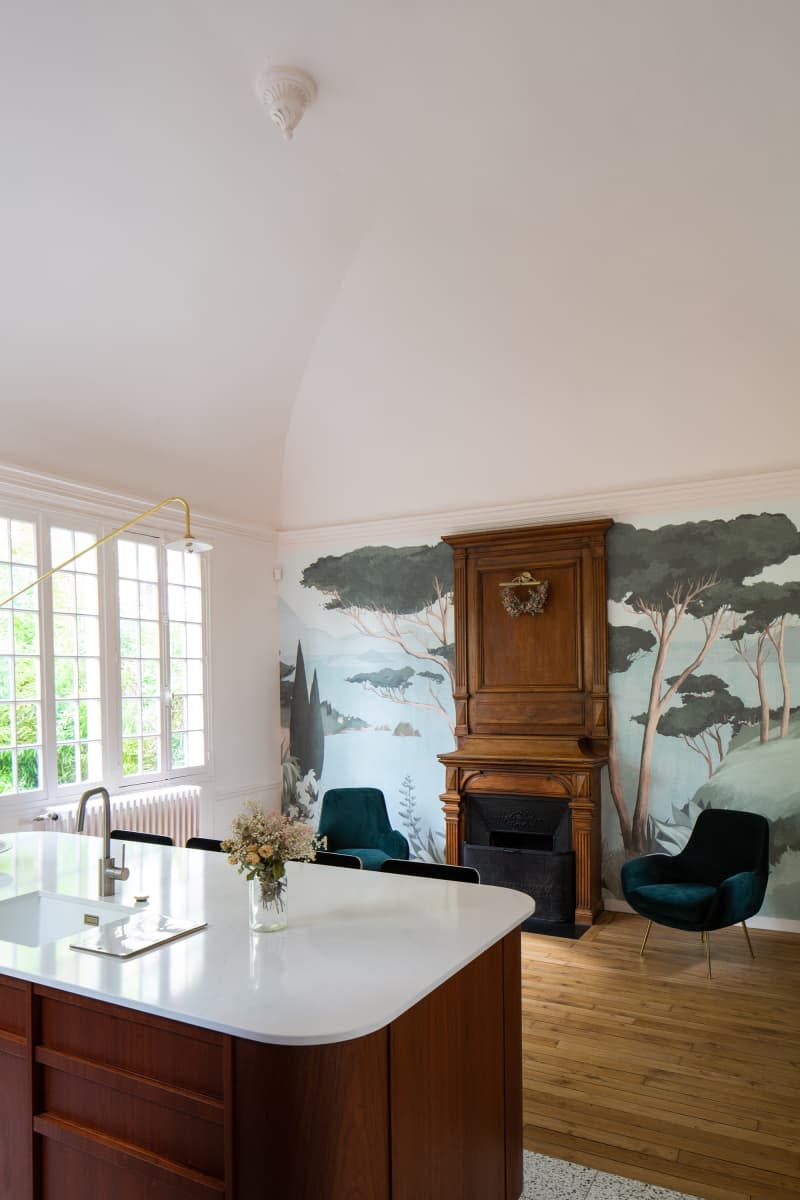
381;859;480;884
186;837;224;853
314;850;363;869
110;829;173;846
680;808;769;885
318;788;391;851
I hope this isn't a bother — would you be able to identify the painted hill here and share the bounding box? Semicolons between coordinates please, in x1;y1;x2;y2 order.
692;714;800;863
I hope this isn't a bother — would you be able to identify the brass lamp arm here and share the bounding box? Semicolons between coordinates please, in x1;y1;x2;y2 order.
1;496;196;609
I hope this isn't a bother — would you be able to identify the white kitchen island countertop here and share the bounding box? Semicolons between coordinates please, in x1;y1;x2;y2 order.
0;832;533;1045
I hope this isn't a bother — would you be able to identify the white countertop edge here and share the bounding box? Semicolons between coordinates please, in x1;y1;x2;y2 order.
0;892;532;1045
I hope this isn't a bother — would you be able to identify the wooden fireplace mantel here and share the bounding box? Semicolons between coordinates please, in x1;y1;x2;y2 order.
438;519;611;925
439;737;605;924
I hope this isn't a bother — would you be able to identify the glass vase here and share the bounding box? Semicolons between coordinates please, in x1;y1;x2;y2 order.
249;874;288;932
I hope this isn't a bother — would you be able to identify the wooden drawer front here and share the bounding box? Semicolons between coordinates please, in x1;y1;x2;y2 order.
37;988;224;1099
40;1062;224;1180
39;1133;224;1199
0;977;28;1038
470;694;586;730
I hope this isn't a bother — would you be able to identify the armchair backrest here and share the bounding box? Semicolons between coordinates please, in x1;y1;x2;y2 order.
318;788;392;851
679;808;769;886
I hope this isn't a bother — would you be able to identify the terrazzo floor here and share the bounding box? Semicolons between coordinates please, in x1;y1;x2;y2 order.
522;1151;698;1200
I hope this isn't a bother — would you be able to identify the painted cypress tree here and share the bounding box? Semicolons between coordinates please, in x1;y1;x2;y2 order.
289;641;311;774
308;670;325;780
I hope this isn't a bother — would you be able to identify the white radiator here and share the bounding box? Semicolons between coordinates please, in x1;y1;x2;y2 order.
36;786;201;847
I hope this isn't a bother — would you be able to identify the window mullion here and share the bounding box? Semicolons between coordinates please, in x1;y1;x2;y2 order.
38;513;58;799
101;530;121;793
160;540;172;776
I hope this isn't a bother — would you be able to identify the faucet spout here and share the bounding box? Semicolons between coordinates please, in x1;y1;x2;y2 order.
76;786;129;897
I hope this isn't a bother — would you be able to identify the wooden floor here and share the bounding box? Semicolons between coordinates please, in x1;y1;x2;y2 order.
521;912;800;1200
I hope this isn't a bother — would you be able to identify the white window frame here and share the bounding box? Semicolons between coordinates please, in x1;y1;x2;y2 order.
0;498;212;821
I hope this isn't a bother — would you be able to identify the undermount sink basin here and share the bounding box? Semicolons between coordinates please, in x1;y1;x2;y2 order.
0;891;138;948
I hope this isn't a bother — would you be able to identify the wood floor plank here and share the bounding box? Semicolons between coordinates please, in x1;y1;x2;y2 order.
522;913;800;1200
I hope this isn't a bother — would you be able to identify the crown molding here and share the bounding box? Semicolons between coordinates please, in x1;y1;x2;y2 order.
0;462;275;545
276;465;800;550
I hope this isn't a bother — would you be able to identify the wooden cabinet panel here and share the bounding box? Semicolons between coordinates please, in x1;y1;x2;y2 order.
471;694;586;730
390;940;506;1200
0;1042;32;1197
502;932;523;1200
233;1029;390;1200
0;976;28;1038
477;560;581;691
37;987;224;1100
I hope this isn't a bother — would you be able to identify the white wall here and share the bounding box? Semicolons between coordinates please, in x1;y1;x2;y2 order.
205;528;281;837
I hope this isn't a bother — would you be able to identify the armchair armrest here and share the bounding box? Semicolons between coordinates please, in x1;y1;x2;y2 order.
621;853;683;896
711;870;768;927
381;829;410;860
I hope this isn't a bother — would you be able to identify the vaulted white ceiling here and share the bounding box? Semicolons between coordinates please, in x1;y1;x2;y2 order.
2;2;799;530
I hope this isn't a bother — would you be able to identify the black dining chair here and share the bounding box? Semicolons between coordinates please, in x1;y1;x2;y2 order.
314;850;363;869
110;829;174;846
380;859;480;884
186;836;224;853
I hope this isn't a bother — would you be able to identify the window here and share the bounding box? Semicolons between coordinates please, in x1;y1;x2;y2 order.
118;539;163;777
0;517;42;795
51;528;102;787
166;549;205;770
0;507;208;802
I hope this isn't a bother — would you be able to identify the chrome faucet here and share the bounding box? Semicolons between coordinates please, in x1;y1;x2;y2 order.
76;786;130;897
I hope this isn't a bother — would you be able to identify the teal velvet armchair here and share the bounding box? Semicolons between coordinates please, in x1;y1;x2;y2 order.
317;788;410;871
621;808;769;977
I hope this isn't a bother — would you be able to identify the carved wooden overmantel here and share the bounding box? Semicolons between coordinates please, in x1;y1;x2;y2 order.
438;519;612;925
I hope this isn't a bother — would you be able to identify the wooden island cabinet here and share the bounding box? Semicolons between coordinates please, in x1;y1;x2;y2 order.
0;834;531;1199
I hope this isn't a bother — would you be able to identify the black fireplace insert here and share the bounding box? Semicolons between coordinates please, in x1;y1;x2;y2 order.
462;794;575;924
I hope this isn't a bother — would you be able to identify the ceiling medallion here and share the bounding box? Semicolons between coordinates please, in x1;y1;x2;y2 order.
258;66;317;141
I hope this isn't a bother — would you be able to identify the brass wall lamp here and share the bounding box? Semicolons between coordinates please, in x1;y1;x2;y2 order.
0;496;212;609
499;571;550;617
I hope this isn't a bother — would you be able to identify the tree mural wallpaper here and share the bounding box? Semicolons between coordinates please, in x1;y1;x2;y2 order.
279;540;454;862
605;509;800;919
279;505;800;919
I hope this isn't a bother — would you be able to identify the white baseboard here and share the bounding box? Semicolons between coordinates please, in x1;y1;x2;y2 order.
603;896;800;935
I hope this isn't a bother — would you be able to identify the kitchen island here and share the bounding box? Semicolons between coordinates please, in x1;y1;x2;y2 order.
0;831;533;1199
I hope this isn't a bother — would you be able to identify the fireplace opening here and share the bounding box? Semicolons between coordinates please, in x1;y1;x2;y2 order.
462;794;576;924
489;830;553;852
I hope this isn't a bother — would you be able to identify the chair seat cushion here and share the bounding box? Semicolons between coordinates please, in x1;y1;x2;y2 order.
337;847;390;871
628;882;718;927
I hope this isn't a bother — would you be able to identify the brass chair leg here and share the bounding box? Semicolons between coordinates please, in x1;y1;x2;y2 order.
741;921;756;959
639;919;653;956
705;930;712;979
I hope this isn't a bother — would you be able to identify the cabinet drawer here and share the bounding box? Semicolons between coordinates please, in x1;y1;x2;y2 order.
41;1060;224;1179
36;987;224;1100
